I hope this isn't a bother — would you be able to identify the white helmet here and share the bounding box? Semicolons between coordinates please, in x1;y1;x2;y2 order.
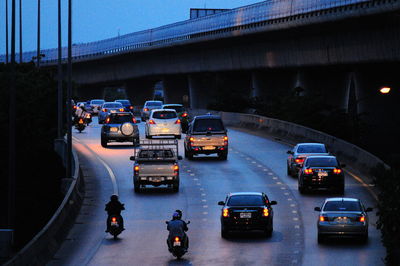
78;103;85;108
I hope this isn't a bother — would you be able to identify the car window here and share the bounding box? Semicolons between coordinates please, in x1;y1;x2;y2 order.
91;100;104;105
103;103;122;108
193;119;224;132
323;201;362;212
297;145;327;153
145;101;162;107
152;111;177;119
306;157;338;167
227;195;264;206
116;100;130;105
109;114;133;123
164;106;184;113
138;150;174;158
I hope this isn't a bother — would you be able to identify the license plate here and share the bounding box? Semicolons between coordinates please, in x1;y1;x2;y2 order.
203;146;215;150
335;217;350;224
240;212;251;218
318;171;328;177
110;127;118;132
111;221;118;226
173;241;181;247
161;128;169;133
150;177;164;182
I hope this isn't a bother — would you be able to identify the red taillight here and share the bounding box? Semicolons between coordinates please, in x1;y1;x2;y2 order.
144;108;149;112
102;108;107;112
73;105;77;110
182;112;188;117
78;118;84;124
86;113;91;118
134;165;139;171
295;158;305;164
319;216;325;222
132;117;137;123
223;136;228;146
174;237;180;242
359;216;365;222
173;165;179;171
129;106;133;110
105;117;110;124
175;119;181;124
119;108;124;112
304;168;313;174
263;208;269;217
222;208;229;217
333;168;342;174
148;119;156;124
112;217;117;223
189;137;194;141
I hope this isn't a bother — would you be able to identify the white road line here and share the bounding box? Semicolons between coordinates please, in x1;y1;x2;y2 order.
73;136;118;195
344;169;378;201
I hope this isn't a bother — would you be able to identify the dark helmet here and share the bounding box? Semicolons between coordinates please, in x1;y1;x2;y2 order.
172;212;180;220
110;194;118;201
175;209;182;219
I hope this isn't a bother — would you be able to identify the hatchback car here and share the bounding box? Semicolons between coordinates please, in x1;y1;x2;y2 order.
315;197;372;243
101;112;139;147
298;156;345;194
145;109;181;139
115;99;134;113
90;99;105;114
287;143;329;177
218;192;277;238
141;100;163;121
98;102;124;124
162;104;189;132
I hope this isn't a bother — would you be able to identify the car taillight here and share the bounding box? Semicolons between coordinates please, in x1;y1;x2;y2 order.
222;208;229;217
86;114;91;118
78;118;84;124
175;119;181;124
182;112;188;117
132;117;137;123
112;217;117;223
333;168;342;174
295;158;305;164
189;137;195;146
263;208;269;217
173;164;179;171
105;117;110;124
129;106;133;110
73;105;77;110
319;215;327;222
174;237;180;242
223;136;228;146
189;137;194;141
134;165;139;171
102;108;107;112
304;168;313;174
359;216;365;222
119;108;124;112
144;108;149;112
148;119;156;124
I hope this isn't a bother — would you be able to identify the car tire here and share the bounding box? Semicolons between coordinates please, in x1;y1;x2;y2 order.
175;135;181;139
221;226;229;238
186;150;193;160
317;234;325;244
172;182;179;192
219;152;228;161
287;165;291;176
298;182;306;194
101;136;108;148
134;180;140;193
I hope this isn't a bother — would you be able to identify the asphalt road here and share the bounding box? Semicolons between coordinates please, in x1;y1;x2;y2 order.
49;117;385;266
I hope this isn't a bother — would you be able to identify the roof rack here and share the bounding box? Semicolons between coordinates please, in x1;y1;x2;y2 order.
133;139;179;160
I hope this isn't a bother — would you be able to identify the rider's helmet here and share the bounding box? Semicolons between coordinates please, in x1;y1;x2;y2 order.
175;209;182;219
78;103;85;108
110;194;119;201
172;212;180;220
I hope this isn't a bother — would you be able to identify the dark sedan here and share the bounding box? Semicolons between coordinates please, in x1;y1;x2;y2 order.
218;192;277;238
298;156;345;194
101;112;139;147
315;197;372;243
287;143;329;177
115;99;134;113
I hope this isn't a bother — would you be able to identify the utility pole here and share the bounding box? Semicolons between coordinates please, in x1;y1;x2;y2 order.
66;0;72;178
9;0;16;230
36;0;40;67
57;0;62;138
5;0;9;63
19;0;22;63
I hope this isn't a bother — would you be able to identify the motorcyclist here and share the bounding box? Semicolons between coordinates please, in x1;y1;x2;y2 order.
105;194;125;232
74;103;89;123
166;210;189;251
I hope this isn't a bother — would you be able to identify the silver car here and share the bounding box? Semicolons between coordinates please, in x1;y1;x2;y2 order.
287;143;329;177
145;109;181;139
90;99;105;114
141;100;163;121
314;197;373;243
98;102;124;124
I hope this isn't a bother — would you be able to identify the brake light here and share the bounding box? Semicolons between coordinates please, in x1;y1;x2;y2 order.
174;237;180;242
129;106;133;110
78;118;84;124
112;217;117;223
102;108;107;112
175;119;181;124
182;112;188;117
132;117;137;123
148;120;156;124
134;165;140;171
173;165;179;171
189;137;194;141
304;168;313;174
359;216;365;222
144;108;149;112
119;108;124;112
263;208;269;217
223;136;228;141
86;113;91;118
73;105;77;110
223;136;228;146
223;208;229;217
105;117;110;124
333;168;342;174
295;158;305;164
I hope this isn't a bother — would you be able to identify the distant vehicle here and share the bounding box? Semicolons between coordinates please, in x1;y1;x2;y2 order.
218;192;277;238
145;109;181;139
141;100;163;121
298;156;345;194
101;112;139;147
130;140;183;192
77;101;93;113
314;197;372;243
98;102;124;124
287;143;329;177
90;99;105;114
115;99;134;113
184;114;228;160
162;104;190;132
74;117;86;133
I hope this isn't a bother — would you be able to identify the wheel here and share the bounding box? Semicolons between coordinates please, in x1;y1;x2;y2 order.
221;226;229;238
318;233;324;244
287;165;291;176
101;136;108;147
219;152;228;160
264;228;273;237
172;182;179;192
360;232;368;243
298;181;305;194
134;180;140;193
186;151;193;160
113;234;118;240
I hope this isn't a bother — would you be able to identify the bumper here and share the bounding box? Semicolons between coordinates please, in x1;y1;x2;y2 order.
148;125;181;136
318;223;368;236
222;217;271;231
102;132;138;141
135;175;179;186
188;146;228;155
302;177;344;190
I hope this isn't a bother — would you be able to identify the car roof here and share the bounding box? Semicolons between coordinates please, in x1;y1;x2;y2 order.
325;197;360;202
228;192;264;197
194;114;222;120
297;143;325;146
305;155;336;160
103;102;122;105
91;99;104;102
108;112;132;116
151;108;177;113
145;100;163;104
162;104;182;107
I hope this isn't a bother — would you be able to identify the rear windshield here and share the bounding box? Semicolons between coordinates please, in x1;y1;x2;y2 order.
306;157;338;167
145;101;162;107
103;103;122;108
193;119;224;132
109;114;133;123
153;111;177;119
116;100;130;105
91;100;104;104
227;195;264;206
164;106;184;113
297;145;327;153
138;150;174;158
323;201;362;212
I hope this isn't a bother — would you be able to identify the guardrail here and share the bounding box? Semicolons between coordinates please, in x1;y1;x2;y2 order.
1;0;397;64
190;109;388;178
4;140;84;266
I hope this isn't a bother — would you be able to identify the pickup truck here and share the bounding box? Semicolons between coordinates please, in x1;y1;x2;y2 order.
130;140;182;192
184;114;228;160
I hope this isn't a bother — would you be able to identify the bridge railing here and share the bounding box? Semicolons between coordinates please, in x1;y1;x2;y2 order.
0;0;387;64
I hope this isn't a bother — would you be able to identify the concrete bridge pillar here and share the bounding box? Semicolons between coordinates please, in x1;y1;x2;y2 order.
73;85;104;102
188;73;217;109
124;78;157;107
163;76;190;106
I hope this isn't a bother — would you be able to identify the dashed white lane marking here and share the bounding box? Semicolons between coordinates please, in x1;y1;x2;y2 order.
280;187;286;190
190;173;195;176
257;165;262;167
292;210;297;214
246;157;251;160
203;212;208;215
290;204;296;207
201;193;206;196
263;169;268;172
197;183;201;186
272;177;278;180
201;199;207;202
288;198;293;201
187;170;192;172
268;172;273;175
276;182;282;185
193;178;198;181
200;188;204;191
284;192;289;195
251;161;256;164
203;205;208;208
294;225;300;229
293;218;299;221
202;218;207;221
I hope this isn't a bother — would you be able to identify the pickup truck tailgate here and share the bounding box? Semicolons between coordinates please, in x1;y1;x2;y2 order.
192;135;225;146
138;162;175;177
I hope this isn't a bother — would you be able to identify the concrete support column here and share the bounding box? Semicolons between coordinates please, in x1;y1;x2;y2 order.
188;73;217;109
73;85;104;101
124;78;157;107
163;75;190;106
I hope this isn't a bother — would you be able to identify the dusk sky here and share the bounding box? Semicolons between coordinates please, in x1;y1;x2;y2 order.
1;0;262;54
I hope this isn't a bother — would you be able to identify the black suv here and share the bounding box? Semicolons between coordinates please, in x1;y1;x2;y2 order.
218;192;277;238
101;112;139;147
184;114;228;160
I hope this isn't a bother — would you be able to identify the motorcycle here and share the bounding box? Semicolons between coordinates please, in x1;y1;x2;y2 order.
109;215;123;239
166;220;190;259
85;113;92;125
74;117;86;133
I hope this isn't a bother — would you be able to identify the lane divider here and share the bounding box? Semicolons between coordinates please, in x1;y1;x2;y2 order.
344;169;378;201
73;136;119;195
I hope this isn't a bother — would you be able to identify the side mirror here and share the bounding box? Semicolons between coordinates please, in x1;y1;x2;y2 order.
365;207;373;212
218;201;225;206
178;156;183;160
130;156;135;161
314;207;321;211
287;150;293;155
341;164;346;168
187;221;191;224
165;221;169;224
270;201;277;205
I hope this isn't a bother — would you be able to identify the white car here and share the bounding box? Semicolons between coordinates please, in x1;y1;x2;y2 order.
145;109;181;139
90;99;105;114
